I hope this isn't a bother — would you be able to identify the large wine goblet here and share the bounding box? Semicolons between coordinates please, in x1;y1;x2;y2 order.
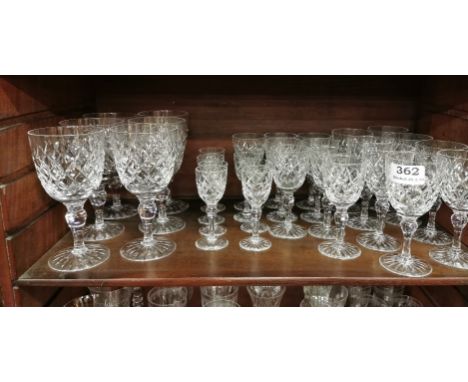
109;117;179;261
28;126;109;272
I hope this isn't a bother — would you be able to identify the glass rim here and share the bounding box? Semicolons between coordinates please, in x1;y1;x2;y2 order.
58;117;127;127
196;162;228;170
331;128;372;137
128;116;186;125
297;132;330;139
263;132;298;139
246;285;286;298
436;148;468;158
416;139;468;150
232;132;265;140
367;125;410;133
109;123;181;135
27;126;106;137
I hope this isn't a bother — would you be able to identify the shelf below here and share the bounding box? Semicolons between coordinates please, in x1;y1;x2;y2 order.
17;201;468;287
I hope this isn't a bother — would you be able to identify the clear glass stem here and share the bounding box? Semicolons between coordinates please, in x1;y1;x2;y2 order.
112;194;122;209
251;208;261;240
276;188;285;214
282;191;294;229
360;199;369;224
307;177;315;204
399;217;418;261
375;198;389;235
155;189;169;224
94;208;105;229
64;202;88;255
450;211;468;255
137;196;156;246
334;208;348;245
90;185;107;229
109;175;123;209
425;197;442;233
166;188;173;205
313;189;321;215
322;196;332;229
207;204;217;243
242;199;252;220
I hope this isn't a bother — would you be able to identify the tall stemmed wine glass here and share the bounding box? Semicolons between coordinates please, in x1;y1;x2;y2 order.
28;126;109;271
318;152;365;260
430;149;468;269
136;110;190;215
385;133;434;226
109;118;179;261
356;137;401;252
232;133;267;233
59;118;125;241
268;137;308;239
380;149;439;277
264;133;299;223
83;112;138;220
307;139;338;239
413;140;468;246
298;132;330;223
239;163;273;251
331;128;376;232
195;162;229;251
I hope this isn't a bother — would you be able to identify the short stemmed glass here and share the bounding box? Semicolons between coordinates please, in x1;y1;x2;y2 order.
305;138;338;239
232;133;266;224
83;112;138;220
379;149;439;277
136;110;191;216
195;162;229;251
109;118;179;261
429;149;468;269
318;153;365;260
268;137;308;239
59;118;125;242
298;132;330;223
356;138;401;252
239;163;273;251
197;152;226;226
264;133;299;223
413;140;468;246
198;147;227;214
28;126;109;272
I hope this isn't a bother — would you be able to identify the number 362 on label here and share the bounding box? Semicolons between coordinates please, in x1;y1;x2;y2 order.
390;163;426;185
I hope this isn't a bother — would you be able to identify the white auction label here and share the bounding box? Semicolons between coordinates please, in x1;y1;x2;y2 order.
390;163;426;185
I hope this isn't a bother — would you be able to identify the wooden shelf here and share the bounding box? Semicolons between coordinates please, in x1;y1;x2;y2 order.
17;201;468;287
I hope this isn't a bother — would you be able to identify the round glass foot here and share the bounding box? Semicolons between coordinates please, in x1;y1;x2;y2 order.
48;243;110;272
199;225;227;237
300;211;323;224
153;216;186;235
103;203;138;220
269;223;307;239
198;215;225;225
379;253;432;277
120;238;176;262
234;200;248;212
233;212;252;223
429;248;468;270
84;222;124;241
167;199;189;215
318;241;361;260
240;236;272;252
240;222;269;234
266;211;298;223
356;231;400;252
201;203;225;213
296;199;315;211
195;237;229;251
414;228;452;246
346;215;378;231
308;223;338;240
264;198;281;210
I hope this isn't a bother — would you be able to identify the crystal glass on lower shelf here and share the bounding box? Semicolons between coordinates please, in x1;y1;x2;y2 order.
109;117;181;261
239;164;273;252
147;287;188;307
247;286;286;307
200;286;239;306
28;126;109;272
302;285;348;307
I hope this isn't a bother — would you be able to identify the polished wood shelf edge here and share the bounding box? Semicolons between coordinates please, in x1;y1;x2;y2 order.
17;201;468;287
